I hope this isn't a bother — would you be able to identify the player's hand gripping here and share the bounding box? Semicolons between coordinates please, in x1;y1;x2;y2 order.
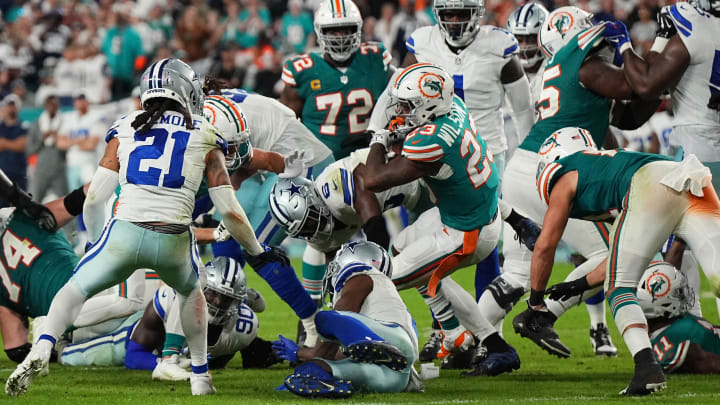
545;276;591;301
10;183;57;232
272;334;299;362
244;244;291;269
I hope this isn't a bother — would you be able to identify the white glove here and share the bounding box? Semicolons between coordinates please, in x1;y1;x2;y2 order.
213;221;232;242
369;129;392;150
280;150;306;178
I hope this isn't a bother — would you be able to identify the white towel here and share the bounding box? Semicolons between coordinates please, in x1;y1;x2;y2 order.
660;154;712;197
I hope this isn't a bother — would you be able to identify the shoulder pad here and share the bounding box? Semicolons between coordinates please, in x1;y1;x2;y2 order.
576;24;606;52
668;2;702;38
485;26;519;58
105;113;131;143
536;161;563;205
406;26;434;55
282;53;319;86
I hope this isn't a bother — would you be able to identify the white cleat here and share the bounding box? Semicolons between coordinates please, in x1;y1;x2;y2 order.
190;373;216;395
5;346;51;397
152;355;192;381
438;328;474;359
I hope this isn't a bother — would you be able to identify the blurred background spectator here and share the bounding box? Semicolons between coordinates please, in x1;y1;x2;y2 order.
26;94;67;203
0;94;28;195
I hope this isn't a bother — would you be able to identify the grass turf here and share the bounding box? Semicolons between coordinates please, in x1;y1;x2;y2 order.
1;260;720;404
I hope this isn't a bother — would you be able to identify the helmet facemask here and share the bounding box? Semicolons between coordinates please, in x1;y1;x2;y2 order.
435;6;483;48
516;34;543;69
287;191;334;244
203;286;242;325
388;97;430;131
318;24;361;62
225;132;253;171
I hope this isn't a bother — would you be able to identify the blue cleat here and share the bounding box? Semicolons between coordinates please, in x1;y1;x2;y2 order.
462;346;521;377
346;340;409;372
284;367;353;398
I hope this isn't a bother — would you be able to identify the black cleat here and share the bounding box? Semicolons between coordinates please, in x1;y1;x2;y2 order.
620;359;666;396
419;329;443;362
462;345;520;377
441;341;481;370
513;307;571;358
590;324;618;357
347;341;409;372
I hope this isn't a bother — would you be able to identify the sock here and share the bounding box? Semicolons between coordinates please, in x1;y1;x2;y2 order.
608;288;650;357
474;248;501;301
301;262;325;300
37;282;89;351
624;327;652;357
162;333;186;357
256;261;316;319
418;284;460;330
315;310;383;344
177;286;208;374
585;297;606;328
438;277;497;341
301;311;319;347
125;340;160;370
431;317;440;331
482;332;510;353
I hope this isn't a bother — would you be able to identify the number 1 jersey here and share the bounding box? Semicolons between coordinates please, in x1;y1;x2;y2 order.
106;111;227;225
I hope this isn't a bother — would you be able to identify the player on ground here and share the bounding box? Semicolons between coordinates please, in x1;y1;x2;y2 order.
355;63;520;376
5;58;284;397
280;0;393;161
278;242;421;398
529;127;720;395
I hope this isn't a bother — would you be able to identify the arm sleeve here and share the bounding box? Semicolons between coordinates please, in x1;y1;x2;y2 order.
83;166;119;243
281;59;298;87
207;185;264;256
504;76;534;143
367;69;401;132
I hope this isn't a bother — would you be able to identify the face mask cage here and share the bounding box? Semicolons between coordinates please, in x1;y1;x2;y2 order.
287;191;334;243
435;7;482;46
225;137;252;170
388;98;425;131
318;24;361;62
203;287;241;325
515;34;543;68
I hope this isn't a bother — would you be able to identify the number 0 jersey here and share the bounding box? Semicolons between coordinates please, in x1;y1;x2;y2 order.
282;43;392;159
521;24;612;153
666;3;720;128
106;111;227;225
650;314;720;372
406;25;520;155
402;96;499;231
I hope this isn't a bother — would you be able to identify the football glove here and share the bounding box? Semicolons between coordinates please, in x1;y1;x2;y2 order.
603;21;631;53
213;221;232;242
280;151;306;179
272;334;299;362
545;276;591;301
244;244;290;268
656;6;677;39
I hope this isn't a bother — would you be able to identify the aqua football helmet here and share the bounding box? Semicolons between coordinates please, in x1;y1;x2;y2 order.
538;6;595;58
140;58;204;115
389;63;454;130
314;0;363;62
323;241;393;300
507;3;549;69
204;256;248;325
433;0;484;48
203;95;253;170
269;177;334;244
637;262;694;319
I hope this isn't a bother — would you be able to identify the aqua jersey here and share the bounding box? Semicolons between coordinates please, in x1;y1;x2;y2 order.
0;211;79;317
402;96;499;231
521;24;612;153
650;314;720;372
537;150;671;219
282;43;392;159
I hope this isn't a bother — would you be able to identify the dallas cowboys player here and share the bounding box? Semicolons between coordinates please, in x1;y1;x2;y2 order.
5;59;285;397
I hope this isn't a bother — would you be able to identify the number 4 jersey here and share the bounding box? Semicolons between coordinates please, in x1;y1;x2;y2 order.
650;313;720;372
282;42;392;159
107;111;227;225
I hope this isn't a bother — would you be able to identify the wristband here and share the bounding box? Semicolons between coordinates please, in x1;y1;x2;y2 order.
529;288;545;307
650;37;668;54
575;276;590;291
63;186;87;216
619;41;633;55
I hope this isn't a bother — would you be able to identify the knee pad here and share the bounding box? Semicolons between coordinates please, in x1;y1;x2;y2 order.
486;275;525;313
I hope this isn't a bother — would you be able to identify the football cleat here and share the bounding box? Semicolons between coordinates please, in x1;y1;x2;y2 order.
438;329;474;359
419;329;443;362
441;340;482;369
405;366;425;392
462;345;521;377
284;373;353;398
152;355;192;381
190;373;217;396
513;307;571;358
620;360;666;396
5;345;51;397
30;317;50;377
590;324;618;357
346;341;408;372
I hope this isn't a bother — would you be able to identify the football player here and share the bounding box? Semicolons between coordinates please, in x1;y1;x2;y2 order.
528;127;720;395
280;0;393;160
277;242;421;398
355;63;520;376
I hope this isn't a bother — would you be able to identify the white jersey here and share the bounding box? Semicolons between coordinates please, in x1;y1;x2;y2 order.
310;148;424;252
332;269;418;351
667;3;720;128
60;109;104;168
220;89;332;166
153;285;258;358
109;110;225;225
407;25;520;154
503;64;546;158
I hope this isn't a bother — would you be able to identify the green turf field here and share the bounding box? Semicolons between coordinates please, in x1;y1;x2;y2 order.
2;260;719;404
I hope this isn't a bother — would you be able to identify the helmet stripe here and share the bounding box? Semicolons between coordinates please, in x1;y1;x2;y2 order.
223;258;231;287
155;58;170;90
148;61;159;89
206;96;246;134
229;261;239;287
523;4;534;25
395;63;435;87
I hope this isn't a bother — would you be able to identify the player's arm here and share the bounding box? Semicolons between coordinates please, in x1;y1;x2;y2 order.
352;170;390;249
244;149;285;174
334;274;373;313
279;85;304;119
677;343;720;374
0;306;30;362
205;148;264;256
620;34;689;100
610;97;663;130
44;184;90;229
0;169;57;231
83;138;120;243
578;56;635;100
125;301;165;370
529;172;576;309
355;144;436;192
502;57;534;142
401;52;418;67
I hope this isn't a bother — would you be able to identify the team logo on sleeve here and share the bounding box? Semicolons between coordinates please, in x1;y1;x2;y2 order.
419;73;445;100
549;12;574;37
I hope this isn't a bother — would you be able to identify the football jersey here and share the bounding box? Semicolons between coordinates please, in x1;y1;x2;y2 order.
107;111;227;225
282;43;392;159
650;314;720;372
406;25;520;155
521;24;612;153
537;150;671;220
0;210;79;317
153;284;258;358
310;148;426;253
667;3;720;128
332;269;418;353
402;96;499;231
220;88;332;166
60;109;104;168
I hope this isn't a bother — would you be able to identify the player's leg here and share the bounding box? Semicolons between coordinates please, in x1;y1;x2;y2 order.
59;312;142;367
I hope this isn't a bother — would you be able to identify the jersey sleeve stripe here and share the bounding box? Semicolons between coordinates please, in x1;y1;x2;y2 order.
153;290;166;319
340;168;352;205
578;25;606;50
105;127;118;143
537;162;561;205
669;5;692;37
666;340;690;372
334;263;372;292
281;68;296;86
402;150;445;162
503;43;518;57
402;144;443;152
406;37;416;54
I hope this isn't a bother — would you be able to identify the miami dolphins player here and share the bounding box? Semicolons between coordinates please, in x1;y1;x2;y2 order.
529;127;720;395
638;262;720;374
280;0;393;160
355;63;520;376
279;242;421;398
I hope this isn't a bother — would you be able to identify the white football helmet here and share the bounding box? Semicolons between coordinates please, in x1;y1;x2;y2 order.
433;0;484;48
538;6;595;58
204;256;247;325
507;3;549;69
389;63;454;130
140;58;204;115
637;262;695;319
269;177;334;243
203;95;253;170
694;0;720;17
537;127;597;174
323;241;393;300
314;0;363;62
